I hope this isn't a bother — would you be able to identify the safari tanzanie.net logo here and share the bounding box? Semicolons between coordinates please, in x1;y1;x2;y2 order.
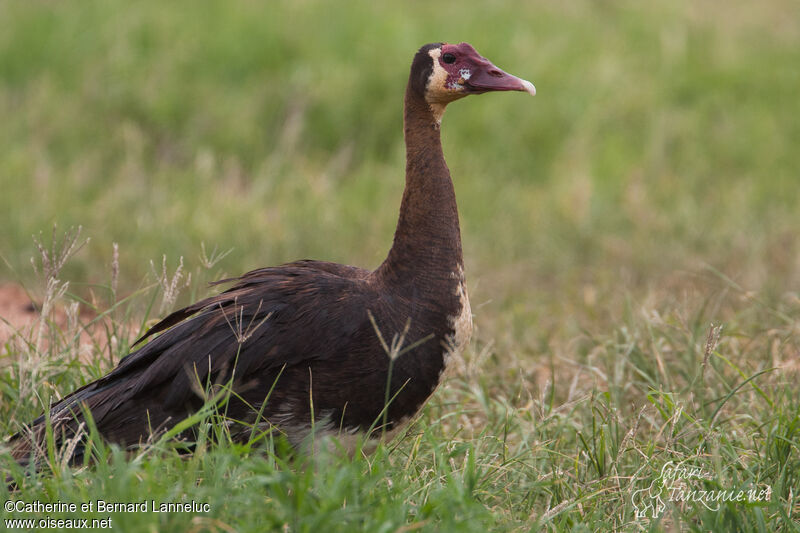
630;459;772;520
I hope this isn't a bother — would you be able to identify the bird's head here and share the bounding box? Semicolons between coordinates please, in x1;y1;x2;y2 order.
409;42;535;120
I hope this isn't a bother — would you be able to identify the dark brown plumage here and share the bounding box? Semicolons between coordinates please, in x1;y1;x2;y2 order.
9;42;534;466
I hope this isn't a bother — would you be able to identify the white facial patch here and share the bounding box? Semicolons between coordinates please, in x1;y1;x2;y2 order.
426;48;448;95
425;48;453;123
446;69;472;90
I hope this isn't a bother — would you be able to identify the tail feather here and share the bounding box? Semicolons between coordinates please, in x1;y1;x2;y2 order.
7;371;189;479
8;385;103;472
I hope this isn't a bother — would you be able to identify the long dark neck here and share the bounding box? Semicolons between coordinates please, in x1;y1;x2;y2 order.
376;85;464;283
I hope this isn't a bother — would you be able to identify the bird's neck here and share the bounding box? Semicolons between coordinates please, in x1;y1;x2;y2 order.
376;85;464;284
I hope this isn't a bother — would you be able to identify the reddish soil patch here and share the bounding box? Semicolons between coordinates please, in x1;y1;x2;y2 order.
0;282;117;360
0;283;39;347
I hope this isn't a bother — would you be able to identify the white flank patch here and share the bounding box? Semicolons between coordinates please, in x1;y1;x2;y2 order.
450;281;473;355
444;266;473;375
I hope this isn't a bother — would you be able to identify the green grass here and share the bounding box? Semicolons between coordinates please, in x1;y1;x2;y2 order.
1;0;799;530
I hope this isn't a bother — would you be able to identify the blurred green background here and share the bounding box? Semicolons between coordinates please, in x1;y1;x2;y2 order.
1;0;798;345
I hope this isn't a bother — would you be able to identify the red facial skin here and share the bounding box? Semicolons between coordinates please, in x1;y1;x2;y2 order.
438;43;534;95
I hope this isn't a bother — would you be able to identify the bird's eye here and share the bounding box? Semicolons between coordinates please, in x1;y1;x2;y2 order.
442;53;456;64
